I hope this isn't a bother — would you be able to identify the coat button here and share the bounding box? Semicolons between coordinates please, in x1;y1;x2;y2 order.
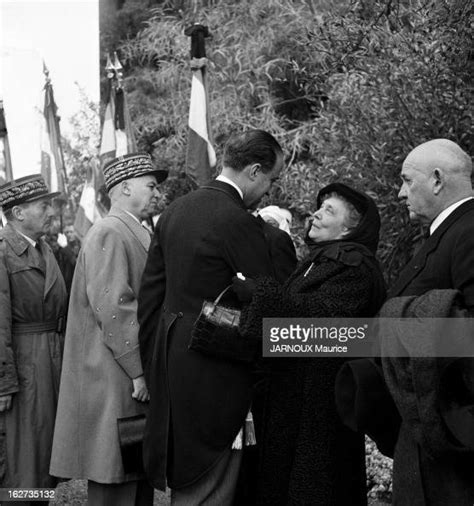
177;312;183;318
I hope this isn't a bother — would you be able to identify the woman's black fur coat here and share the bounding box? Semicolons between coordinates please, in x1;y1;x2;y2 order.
239;183;386;506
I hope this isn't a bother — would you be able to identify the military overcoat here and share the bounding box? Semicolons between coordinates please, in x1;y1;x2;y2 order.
0;223;67;488
50;207;150;483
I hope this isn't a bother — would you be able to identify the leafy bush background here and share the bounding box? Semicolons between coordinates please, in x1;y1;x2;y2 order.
366;436;393;500
95;0;474;283
65;0;473;499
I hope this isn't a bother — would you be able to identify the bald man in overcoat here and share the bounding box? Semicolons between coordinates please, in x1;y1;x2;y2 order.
384;139;474;505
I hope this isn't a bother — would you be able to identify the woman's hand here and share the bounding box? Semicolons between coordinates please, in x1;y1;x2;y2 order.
232;276;257;302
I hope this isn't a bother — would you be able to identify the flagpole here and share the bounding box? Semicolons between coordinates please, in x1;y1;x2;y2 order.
100;52;136;167
74;51;136;239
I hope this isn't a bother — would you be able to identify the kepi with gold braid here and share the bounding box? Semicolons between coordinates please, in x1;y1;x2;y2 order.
103;152;168;192
0;174;61;210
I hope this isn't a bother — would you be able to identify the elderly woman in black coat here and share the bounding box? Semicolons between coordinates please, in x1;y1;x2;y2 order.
233;183;386;506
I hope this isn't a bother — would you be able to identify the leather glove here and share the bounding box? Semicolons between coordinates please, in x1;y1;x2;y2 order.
232;276;257;303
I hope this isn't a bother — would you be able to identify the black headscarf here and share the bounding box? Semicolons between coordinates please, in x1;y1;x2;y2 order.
305;182;386;313
305;182;381;259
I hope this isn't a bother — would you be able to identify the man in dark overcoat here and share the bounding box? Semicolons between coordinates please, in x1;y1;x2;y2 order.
384;139;474;505
138;129;284;505
0;175;67;498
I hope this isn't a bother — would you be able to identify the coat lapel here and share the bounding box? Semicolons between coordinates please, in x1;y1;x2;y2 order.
390;200;474;297
41;239;66;299
107;207;151;251
2;223;45;274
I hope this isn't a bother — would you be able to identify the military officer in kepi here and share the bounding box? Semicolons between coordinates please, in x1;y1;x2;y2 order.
0;175;67;501
50;153;167;506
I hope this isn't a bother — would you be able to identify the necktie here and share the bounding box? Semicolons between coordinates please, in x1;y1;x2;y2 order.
142;222;153;236
35;242;46;270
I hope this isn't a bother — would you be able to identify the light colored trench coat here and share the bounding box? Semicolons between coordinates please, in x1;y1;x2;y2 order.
50;207;150;483
0;223;67;488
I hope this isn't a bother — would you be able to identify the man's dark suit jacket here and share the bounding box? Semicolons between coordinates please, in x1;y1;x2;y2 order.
137;180;274;491
386;198;474;506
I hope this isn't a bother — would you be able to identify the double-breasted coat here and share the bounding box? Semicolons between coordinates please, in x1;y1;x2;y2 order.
385;198;474;506
50;207;150;483
0;223;67;488
137;180;275;491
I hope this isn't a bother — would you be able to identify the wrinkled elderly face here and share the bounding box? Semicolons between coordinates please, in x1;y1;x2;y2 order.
308;196;350;243
128;174;160;219
17;198;55;240
398;151;438;224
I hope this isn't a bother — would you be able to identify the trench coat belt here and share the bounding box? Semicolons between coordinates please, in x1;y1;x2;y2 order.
12;316;65;335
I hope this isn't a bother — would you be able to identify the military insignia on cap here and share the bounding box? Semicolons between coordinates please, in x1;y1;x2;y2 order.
0;174;61;210
103;152;168;192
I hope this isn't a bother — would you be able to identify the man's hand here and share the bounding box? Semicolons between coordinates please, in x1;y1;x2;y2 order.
132;376;149;402
0;394;12;412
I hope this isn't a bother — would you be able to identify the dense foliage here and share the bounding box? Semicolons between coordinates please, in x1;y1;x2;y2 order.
366;436;393;500
95;0;474;282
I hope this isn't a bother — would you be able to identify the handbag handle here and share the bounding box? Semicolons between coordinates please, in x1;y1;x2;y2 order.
213;285;233;306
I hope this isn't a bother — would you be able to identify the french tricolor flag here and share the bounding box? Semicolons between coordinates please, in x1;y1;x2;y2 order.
41;63;67;195
74;55;135;239
185;24;216;187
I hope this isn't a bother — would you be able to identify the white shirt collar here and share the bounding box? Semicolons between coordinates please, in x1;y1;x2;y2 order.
17;230;36;247
430;196;474;235
216;175;244;200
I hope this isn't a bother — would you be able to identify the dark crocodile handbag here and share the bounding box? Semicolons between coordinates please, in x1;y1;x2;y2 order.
189;285;257;363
